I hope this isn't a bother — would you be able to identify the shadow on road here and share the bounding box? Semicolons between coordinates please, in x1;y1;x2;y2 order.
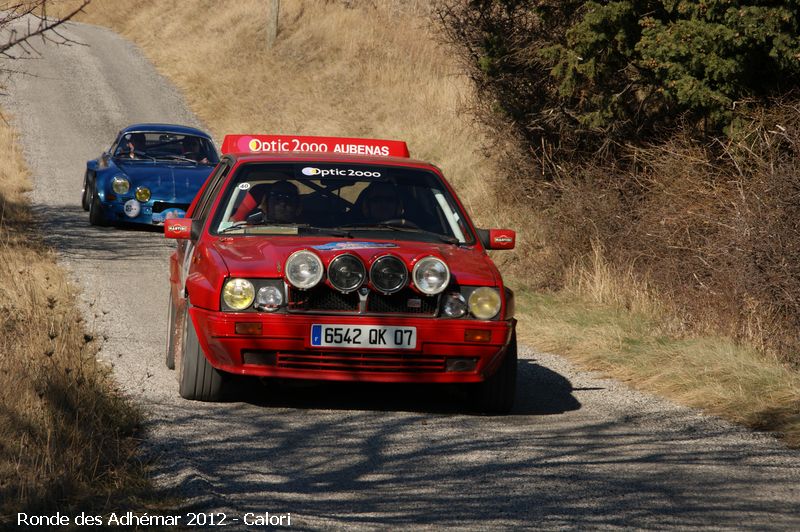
31;203;170;261
232;359;582;417
146;383;798;529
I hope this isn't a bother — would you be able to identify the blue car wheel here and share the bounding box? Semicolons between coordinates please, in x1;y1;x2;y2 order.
89;188;108;226
81;171;91;211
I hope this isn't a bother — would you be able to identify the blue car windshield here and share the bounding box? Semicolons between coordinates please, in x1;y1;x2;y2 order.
114;132;218;165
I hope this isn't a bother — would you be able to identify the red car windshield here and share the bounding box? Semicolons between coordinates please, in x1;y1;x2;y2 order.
210;163;474;244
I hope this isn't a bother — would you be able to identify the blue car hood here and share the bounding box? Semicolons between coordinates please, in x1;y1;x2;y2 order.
118;162;212;201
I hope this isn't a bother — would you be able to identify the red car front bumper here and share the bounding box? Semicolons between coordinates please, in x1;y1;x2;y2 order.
190;307;515;384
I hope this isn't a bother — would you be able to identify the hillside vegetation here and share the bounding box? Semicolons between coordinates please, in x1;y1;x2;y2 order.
73;0;799;444
437;1;800;361
0;117;150;517
437;0;800;441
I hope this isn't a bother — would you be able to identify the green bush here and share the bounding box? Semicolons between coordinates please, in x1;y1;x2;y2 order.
437;0;800;158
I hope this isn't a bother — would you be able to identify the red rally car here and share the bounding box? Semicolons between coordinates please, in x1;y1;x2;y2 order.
165;134;518;413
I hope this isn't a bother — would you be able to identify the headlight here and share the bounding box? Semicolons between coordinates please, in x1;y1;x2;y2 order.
135;186;151;202
255;285;283;311
222;278;255;310
285;250;323;289
468;287;501;320
369;255;408;294
412;256;450;295
328;254;366;293
442;292;467;318
111;176;130;194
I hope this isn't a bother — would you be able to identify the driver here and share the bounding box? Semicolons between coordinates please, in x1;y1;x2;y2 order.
125;133;146;159
257;180;301;224
182;136;209;163
357;182;402;223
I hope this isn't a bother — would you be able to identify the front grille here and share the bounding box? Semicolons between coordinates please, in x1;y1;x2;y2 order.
368;288;437;315
288;286;359;312
287;285;439;315
277;350;446;373
152;201;190;213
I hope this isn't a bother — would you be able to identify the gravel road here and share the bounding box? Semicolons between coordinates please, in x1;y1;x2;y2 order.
3;21;799;530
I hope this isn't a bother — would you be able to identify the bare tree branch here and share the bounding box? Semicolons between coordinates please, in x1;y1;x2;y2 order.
0;0;91;57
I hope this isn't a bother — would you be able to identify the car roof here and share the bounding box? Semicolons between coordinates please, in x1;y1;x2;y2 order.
223;151;437;169
119;123;213;139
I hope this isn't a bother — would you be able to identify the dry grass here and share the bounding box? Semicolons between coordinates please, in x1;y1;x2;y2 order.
75;0;503;220
516;285;800;446
67;0;800;445
0;116;150;518
514;244;800;446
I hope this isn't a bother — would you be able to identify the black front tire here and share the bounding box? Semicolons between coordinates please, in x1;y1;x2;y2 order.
81;171;92;211
165;292;177;370
470;331;517;414
178;307;226;401
89;189;108;226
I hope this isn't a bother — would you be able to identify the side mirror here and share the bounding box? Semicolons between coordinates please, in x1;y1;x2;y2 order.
246;210;265;225
165;218;192;239
477;228;516;250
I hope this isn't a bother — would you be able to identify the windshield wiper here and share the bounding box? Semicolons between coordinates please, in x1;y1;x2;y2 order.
301;226;352;237
335;223;459;244
157;155;198;164
116;153;157;162
218;221;351;237
218;221;252;234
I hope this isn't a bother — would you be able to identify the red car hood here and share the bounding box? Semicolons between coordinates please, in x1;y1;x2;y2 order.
211;236;500;286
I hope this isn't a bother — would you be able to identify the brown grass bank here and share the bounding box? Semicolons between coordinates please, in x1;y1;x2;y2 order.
519;106;800;362
0;116;151;519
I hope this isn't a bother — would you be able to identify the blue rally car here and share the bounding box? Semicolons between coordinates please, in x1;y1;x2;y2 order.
82;124;219;226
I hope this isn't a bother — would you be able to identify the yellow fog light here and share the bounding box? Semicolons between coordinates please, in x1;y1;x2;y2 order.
468;287;501;320
222;278;255;310
135;186;151;202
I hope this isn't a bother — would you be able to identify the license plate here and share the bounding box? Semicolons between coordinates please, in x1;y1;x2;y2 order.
310;324;417;349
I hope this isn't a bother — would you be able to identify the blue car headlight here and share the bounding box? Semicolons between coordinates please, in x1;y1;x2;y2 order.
111;175;130;194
